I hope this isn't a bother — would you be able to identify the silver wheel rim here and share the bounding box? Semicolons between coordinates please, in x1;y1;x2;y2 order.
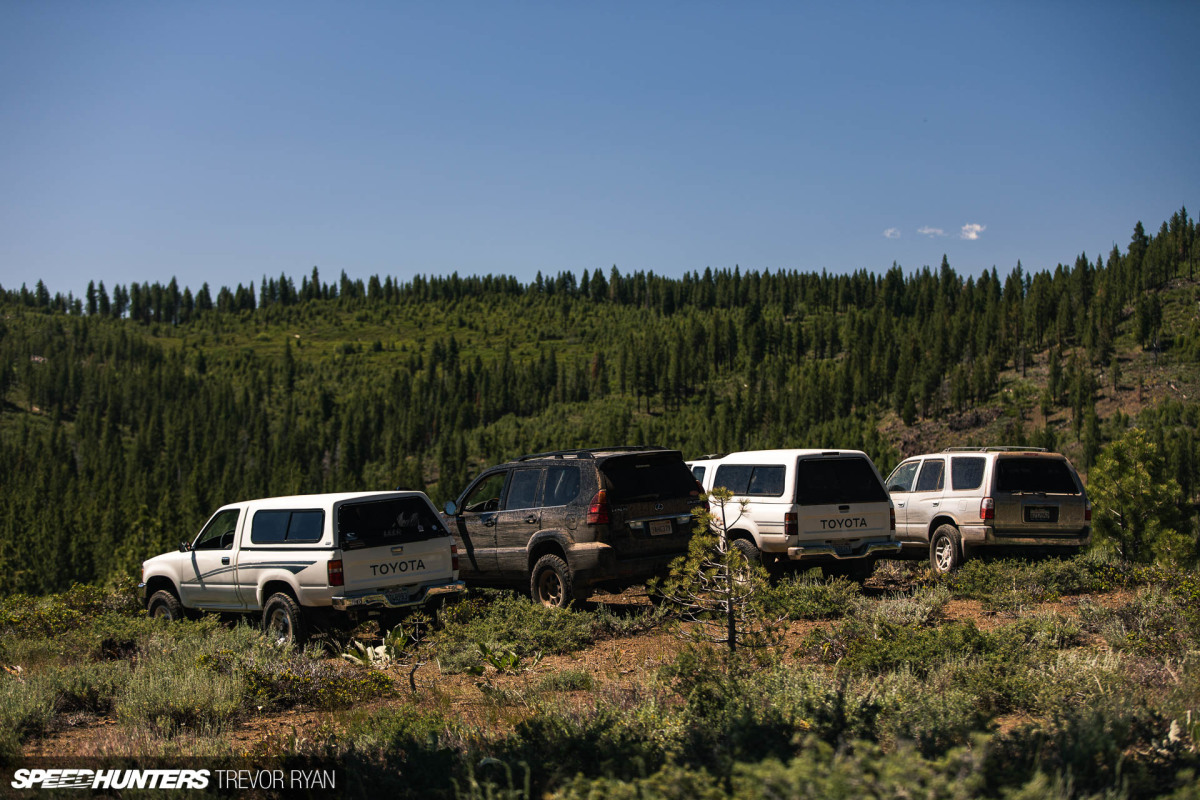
267;607;292;645
934;537;954;572
152;603;172;620
537;571;564;607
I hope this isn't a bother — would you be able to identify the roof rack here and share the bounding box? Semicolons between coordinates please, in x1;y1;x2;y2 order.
515;445;668;462
691;453;728;461
942;446;1048;453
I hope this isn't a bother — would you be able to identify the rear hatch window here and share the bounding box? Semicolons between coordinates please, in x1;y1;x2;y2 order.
337;496;449;550
995;458;1079;494
795;457;888;505
600;452;699;502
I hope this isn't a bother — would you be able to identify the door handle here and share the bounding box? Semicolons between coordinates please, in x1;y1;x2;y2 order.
931;501;940;507
221;557;230;565
897;501;906;508
483;518;496;527
524;515;538;524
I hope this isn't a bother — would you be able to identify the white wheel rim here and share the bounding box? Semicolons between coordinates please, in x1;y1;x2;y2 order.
935;538;954;572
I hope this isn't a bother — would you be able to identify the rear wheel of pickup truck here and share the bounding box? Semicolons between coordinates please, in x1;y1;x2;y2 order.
930;525;964;574
530;554;574;609
148;590;184;622
262;592;307;648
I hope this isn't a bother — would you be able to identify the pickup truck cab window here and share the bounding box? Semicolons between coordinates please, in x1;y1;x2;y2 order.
251;509;324;544
193;509;240;550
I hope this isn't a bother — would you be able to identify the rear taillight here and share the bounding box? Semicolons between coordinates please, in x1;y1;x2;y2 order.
1084;500;1092;522
889;507;896;531
327;559;344;587
696;481;709;512
451;543;460;573
784;512;798;537
587;490;610;525
980;497;995;521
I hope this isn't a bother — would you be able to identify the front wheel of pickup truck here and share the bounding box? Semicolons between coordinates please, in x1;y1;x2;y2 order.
530;554;574;609
148;590;184;622
930;525;964;575
262;592;307;648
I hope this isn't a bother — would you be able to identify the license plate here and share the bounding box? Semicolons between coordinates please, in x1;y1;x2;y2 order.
649;520;673;536
385;588;410;605
1026;506;1055;523
834;545;853;556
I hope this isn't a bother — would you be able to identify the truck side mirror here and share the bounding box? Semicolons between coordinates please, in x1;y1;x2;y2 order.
178;541;191;553
444;500;458;516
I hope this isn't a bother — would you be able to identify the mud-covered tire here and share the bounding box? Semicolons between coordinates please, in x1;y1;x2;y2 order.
730;537;762;567
530;554;573;609
930;525;964;574
147;590;184;622
262;592;307;648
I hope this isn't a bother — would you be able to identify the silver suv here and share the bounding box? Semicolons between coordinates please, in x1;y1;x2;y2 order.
884;447;1091;573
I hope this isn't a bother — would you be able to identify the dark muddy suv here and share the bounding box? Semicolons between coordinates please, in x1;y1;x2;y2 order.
443;446;704;607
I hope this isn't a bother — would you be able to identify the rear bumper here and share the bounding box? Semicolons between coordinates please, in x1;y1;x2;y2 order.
331;580;465;611
961;524;1091;548
786;539;902;561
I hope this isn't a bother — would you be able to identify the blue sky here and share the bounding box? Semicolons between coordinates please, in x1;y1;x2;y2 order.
1;2;1197;298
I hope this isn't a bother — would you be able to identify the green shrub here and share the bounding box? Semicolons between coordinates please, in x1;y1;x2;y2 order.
434;592;596;674
115;648;243;733
0;671;58;749
555;738;989;800
243;656;396;711
1079;586;1198;658
0;583;125;638
537;669;595;693
762;573;861;620
872;668;990;756
946;556;1117;610
46;660;133;714
493;702;674;794
589;602;671;638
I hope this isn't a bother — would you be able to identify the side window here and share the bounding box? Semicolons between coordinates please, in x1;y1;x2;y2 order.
950;457;986;491
712;465;785;496
887;461;920;493
746;466;786;496
193;509;241;550
463;472;508;513
505;469;543;510
691;465;706;483
914;459;945;492
542;466;581;507
251;510;325;544
713;464;752;494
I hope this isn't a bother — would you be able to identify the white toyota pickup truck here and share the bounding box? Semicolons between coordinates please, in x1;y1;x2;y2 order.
138;491;463;645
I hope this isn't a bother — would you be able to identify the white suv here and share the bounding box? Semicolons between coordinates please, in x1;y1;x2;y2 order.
689;449;900;580
139;491;464;645
885;447;1091;573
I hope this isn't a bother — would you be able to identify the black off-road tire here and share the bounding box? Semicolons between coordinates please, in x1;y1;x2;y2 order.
262;592;307;648
147;590;184;622
730;537;762;567
930;525;964;574
530;554;574;609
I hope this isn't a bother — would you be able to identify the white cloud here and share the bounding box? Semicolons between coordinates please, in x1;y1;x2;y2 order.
883;227;901;239
917;226;945;237
960;223;986;240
